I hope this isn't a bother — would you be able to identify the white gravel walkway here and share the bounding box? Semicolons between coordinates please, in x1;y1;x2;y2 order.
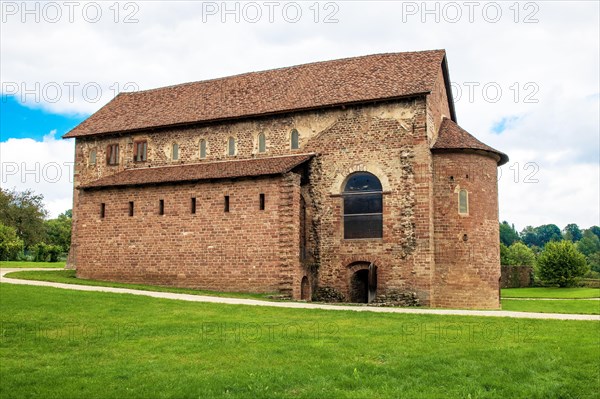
1;268;598;321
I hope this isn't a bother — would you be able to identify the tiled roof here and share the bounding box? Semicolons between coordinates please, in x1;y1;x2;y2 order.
432;118;508;165
64;50;447;138
80;154;314;189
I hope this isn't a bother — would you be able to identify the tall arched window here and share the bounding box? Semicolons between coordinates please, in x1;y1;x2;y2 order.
199;139;207;159
458;189;469;214
343;172;383;239
258;133;266;153
172;143;179;160
228;137;236;156
290;129;300;149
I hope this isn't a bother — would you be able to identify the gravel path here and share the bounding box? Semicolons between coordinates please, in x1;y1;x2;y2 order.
1;268;598;321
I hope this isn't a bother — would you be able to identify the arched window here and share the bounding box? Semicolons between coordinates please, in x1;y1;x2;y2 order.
258;133;266;153
343;172;383;239
172;143;179;160
290;129;300;149
199;139;207;159
458;189;469;214
228;137;236;156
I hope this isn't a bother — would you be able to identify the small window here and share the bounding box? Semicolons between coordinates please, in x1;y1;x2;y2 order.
228;137;236;156
459;189;469;214
100;203;106;218
259;193;265;210
191;197;196;214
89;149;97;165
200;139;207;159
224;195;230;212
258;133;266;153
134;141;147;162
290;129;299;149
172;143;179;160
106;144;119;165
159;199;165;215
129;201;134;217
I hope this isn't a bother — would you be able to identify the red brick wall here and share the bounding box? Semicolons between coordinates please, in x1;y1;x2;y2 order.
432;152;501;309
74;174;302;294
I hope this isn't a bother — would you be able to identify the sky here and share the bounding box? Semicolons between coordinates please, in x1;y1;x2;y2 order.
0;0;598;231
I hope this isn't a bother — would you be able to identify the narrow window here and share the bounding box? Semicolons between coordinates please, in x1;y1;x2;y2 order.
134;140;147;162
228;137;235;156
129;201;134;217
258;133;266;153
100;203;106;218
343;172;383;239
159;199;165;215
290;129;299;149
259;193;265;210
199;139;207;159
106;144;119;165
191;197;196;214
89;149;97;165
172;143;179;160
224;195;230;212
459;189;469;214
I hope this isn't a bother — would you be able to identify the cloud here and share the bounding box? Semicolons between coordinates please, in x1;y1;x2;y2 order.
0;1;598;229
1;131;74;219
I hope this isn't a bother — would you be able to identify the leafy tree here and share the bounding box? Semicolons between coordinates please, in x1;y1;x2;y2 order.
537;241;588;287
32;242;62;262
587;253;600;274
500;243;510;265
506;242;536;266
521;224;561;248
44;210;72;252
0;223;24;261
589;226;600;241
577;230;600;257
0;188;47;249
562;223;582;242
499;221;520;246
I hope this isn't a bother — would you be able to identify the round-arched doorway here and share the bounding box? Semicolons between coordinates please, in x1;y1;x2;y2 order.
349;263;377;303
300;276;310;301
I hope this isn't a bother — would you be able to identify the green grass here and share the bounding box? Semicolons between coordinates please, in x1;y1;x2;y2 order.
4;270;275;301
501;299;600;315
502;287;600;299
0;261;65;269
0;284;598;399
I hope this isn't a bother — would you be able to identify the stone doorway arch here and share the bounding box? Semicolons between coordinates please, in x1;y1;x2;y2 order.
300;276;310;300
349;263;377;303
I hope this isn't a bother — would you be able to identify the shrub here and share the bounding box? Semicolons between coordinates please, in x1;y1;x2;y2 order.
537;241;588;287
32;242;63;262
0;223;24;261
506;242;536;266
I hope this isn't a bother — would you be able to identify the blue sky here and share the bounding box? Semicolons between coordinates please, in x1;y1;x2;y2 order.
0;95;86;141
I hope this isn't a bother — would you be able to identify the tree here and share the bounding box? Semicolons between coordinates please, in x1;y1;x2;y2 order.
499;221;519;246
563;223;582;242
0;223;24;261
589;226;600;241
537;241;588;287
0;188;47;249
521;224;561;248
44;210;72;252
577;230;600;257
506;242;536;266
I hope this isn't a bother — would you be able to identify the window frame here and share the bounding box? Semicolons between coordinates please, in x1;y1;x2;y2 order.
199;139;207;159
258;133;266;153
227;137;236;156
89;149;97;166
458;189;469;215
133;140;148;163
106;144;119;166
172;143;179;161
290;129;300;150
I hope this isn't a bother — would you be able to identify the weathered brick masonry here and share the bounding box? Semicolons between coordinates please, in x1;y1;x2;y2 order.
65;50;508;309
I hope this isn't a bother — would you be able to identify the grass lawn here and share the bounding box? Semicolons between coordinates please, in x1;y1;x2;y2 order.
4;270;275;301
502;287;600;299
501;299;600;315
0;261;65;269
0;284;598;399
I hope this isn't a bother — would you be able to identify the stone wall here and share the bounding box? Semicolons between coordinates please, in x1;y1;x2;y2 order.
500;265;533;288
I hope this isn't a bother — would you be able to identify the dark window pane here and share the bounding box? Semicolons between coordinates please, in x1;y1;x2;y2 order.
291;129;299;149
344;193;382;214
344;172;382;192
344;214;382;239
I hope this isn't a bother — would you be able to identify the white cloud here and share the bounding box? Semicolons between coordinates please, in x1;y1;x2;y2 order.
0;131;74;219
1;1;598;229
